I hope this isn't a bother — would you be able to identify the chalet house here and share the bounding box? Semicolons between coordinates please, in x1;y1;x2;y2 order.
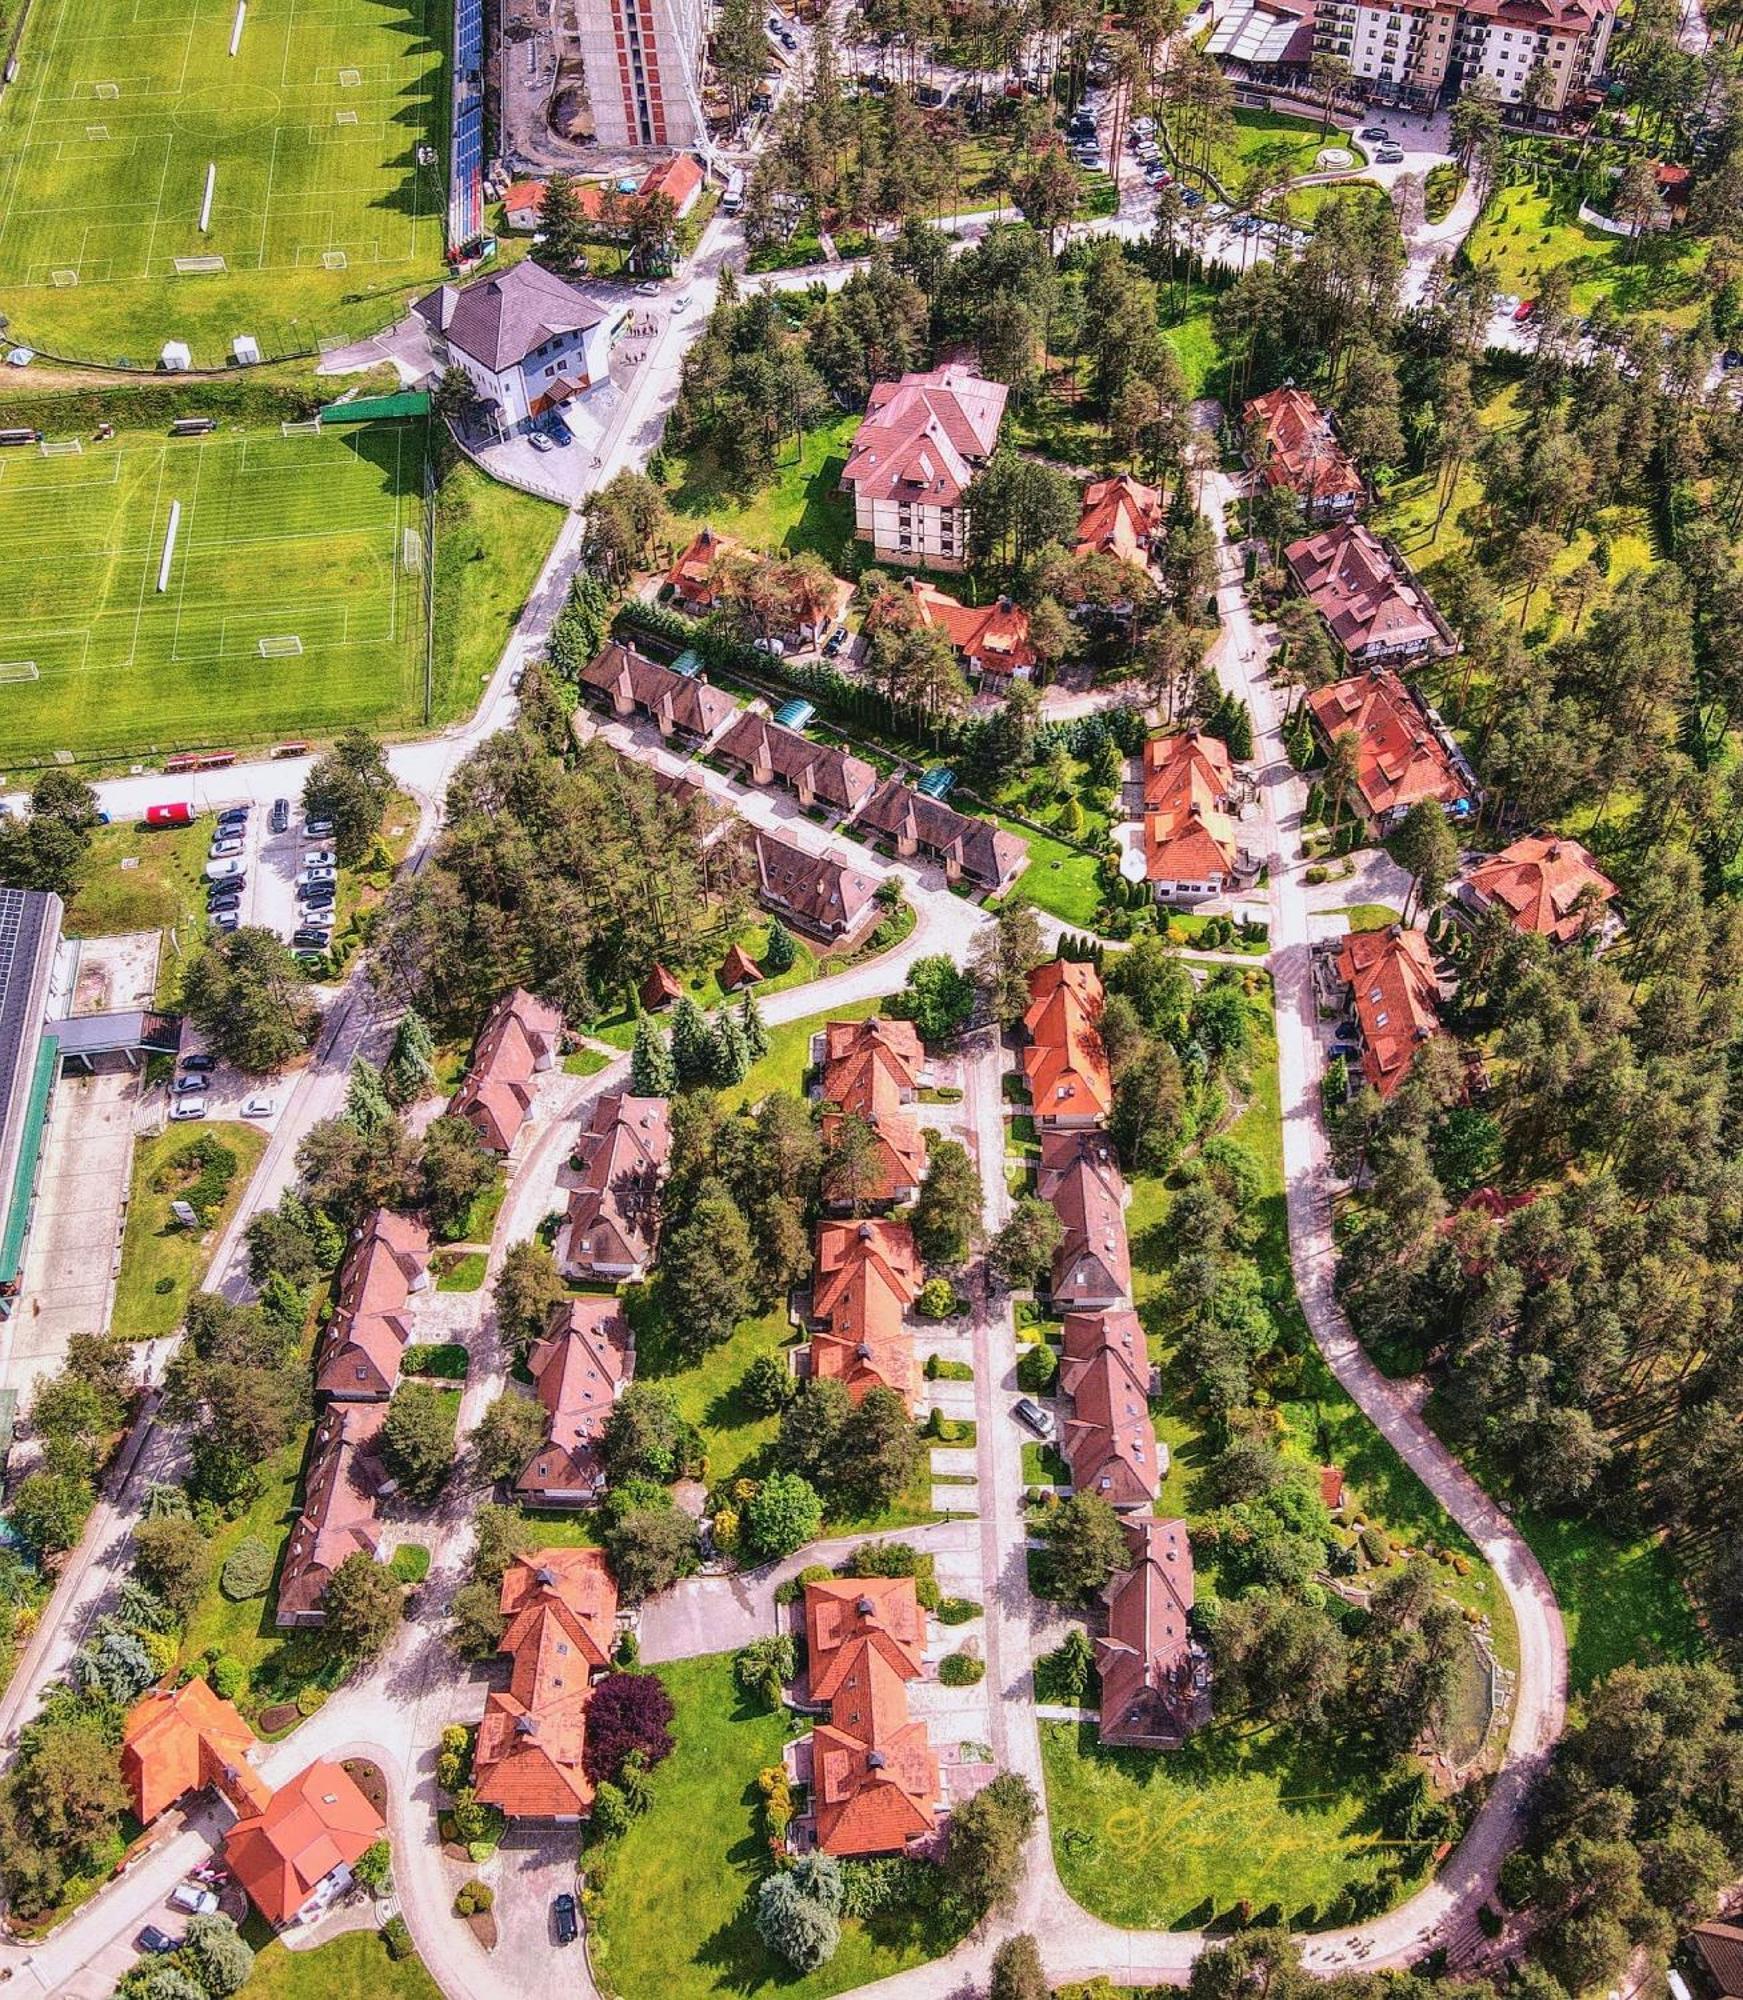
1285;524;1452;664
1306;667;1475;833
791;1577;940;1856
122;1679;271;1828
1075;474;1164;566
641;963;682;1010
1244;386;1364;521
718;943;762;991
666;524;741;611
820;1017;928;1209
557;1092;672;1282
1037;1129;1132;1312
472;1548;618;1821
841;364;1008;572
1060;1308;1160;1510
809;1218;923;1410
856;779;1027;896
514;1298;634;1505
312;1208;431;1401
716;711;878;816
413;260;621;435
753;828;881;941
451;987;565;1155
898;576;1036;686
224;1761;384;1927
275;1402;389;1628
579;641;738;744
1096;1515;1208;1749
1687;1921;1743;2000
1142;730;1256;903
1333;925;1444;1099
1022;959;1113;1130
1458;834;1620;947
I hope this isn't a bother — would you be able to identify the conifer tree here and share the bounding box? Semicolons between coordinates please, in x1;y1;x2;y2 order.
670;994;712;1087
738;992;769;1063
631;1017;676;1096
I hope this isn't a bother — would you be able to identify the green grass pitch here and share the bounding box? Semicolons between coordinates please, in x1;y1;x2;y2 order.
0;0;449;366
0;422;427;761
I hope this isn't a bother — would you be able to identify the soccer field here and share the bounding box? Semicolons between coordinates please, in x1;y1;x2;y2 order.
0;422;428;762
0;0;449;365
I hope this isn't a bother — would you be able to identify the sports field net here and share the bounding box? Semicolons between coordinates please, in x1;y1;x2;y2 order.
401;528;422;571
39;439;82;456
257;634;304;658
280;420;323;436
0;662;41;683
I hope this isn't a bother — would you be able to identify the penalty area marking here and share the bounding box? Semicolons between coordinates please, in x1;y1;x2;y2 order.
199;162;216;232
157;501;182;593
257;634;303;658
229;0;246;54
0;663;41;684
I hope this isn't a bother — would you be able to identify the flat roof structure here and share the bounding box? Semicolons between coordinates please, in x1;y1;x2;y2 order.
0;890;63;1311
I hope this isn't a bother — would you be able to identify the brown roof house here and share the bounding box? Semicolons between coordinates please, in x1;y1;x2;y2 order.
1096;1516;1208;1749
809;1218;923;1410
579;641;738;744
313;1208;431;1401
122;1679;272;1828
1333;926;1444;1099
718;942;763;991
1038;1129;1132;1312
276;1403;390;1627
820;1017;928;1209
224;1760;385;1928
841;363;1007;573
1458;834;1619;947
1688;1922;1743;2000
791;1578;940;1856
472;1548;618;1821
1307;667;1476;833
1286;525;1452;665
514;1298;634;1505
716;712;878;816
1060;1310;1160;1510
451;987;564;1155
1244;386;1364;521
557;1092;672;1282
898;576;1036;687
857;778;1027;896
667;524;741;611
753;828;880;942
1023;960;1113;1129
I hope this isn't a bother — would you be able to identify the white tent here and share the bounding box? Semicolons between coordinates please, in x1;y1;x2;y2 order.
159;340;191;371
232;334;261;366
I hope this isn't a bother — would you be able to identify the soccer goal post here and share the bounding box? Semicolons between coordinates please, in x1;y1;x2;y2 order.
39;438;82;456
280;419;323;436
257;635;304;658
0;662;41;683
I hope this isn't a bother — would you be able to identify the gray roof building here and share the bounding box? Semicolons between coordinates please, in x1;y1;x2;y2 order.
413;261;610;374
0;889;64;1309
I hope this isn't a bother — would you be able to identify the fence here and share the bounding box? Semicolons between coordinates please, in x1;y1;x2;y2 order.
421;459;439;725
443;415;574;506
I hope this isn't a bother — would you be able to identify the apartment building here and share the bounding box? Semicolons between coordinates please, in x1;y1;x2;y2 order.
1309;0;1617;113
841;365;1008;573
573;0;709;150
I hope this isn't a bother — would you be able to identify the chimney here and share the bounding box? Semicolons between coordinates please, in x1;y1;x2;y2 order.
867;1750;887;1770
856;1595;875;1617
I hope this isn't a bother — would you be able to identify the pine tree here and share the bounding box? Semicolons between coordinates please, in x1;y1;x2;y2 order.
385;1007;436;1106
631;1017;677;1096
670;995;712;1087
738;992;769;1063
710;1010;751;1087
763;919;798;975
537;172;591;278
347;1057;393;1137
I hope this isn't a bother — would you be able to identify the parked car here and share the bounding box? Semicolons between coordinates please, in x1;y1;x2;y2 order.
1724;350;1743;371
172;1073;207;1096
1013;1396;1057;1442
553;1892;579;1945
269;798;291;834
305;817;334;837
170;1098;208;1121
823;627;849;658
208;837;244;860
1514;297;1536;321
301;892;337;914
304;848;335;868
1360;125;1391;141
242;1095;277;1119
210;911;239;932
204;857;245;881
301;864;337;885
292;928;332;949
136;1927;181;1955
672;293;691;313
528;430;554;453
180;1054;218;1074
635;279;661;297
1374;145;1404;164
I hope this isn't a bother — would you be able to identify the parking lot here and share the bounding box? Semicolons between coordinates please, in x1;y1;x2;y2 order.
197;796;339;961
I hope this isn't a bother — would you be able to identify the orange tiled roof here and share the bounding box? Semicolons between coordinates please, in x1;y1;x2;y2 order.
314;1208;429;1400
821;1017;927;1207
666;524;740;609
1465;834;1616;944
1287;525;1442;659
1038;1131;1131;1310
1022;960;1113;1122
843;365;1007;511
1307;668;1466;822
810;1218;922;1407
898;576;1036;679
1335;925;1442;1098
1142;730;1241;886
122;1678;269;1826
1244;386;1363;510
224;1760;383;1926
1075;474;1163;564
640;152;704;210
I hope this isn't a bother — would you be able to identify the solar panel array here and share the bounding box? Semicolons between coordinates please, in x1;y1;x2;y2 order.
451;0;486;245
0;890;53;1166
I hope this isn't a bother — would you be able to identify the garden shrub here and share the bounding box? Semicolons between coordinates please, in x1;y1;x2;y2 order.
1016;1342;1058;1393
939;1650;985;1686
210;1655;247;1700
936;1597;982;1625
390;1543;432;1585
220;1537;274;1601
381;1917;414;1960
295;1683;328;1716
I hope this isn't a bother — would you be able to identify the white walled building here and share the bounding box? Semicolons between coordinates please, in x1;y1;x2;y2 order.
573;0;709;151
839;364;1008;574
1309;0;1617;113
413;260;624;434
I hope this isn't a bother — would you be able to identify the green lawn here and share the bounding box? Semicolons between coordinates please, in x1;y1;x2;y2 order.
663;413;861;563
1001;820;1105;927
1329;904;1401;933
632;1292;794;1489
592;920;825;1051
564;1047;614;1077
242;1930;443;2000
1211;108;1363;189
61;814;213;1003
1462;181;1709;325
0;0;448;369
587;1654;969;2000
430;454;565;722
111;1121;269;1338
434;1250;488;1291
1163;294;1222;401
734;995;879;1108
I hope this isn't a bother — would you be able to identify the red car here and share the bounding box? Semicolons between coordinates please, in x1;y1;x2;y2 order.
1514;298;1536;322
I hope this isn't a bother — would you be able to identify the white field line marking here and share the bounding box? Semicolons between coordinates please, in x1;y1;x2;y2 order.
157;499;182;592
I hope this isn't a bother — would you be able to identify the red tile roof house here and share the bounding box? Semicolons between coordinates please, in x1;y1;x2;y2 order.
579;641;739;745
666;524;742;611
451;987;565;1155
515;1298;634;1505
1457;834;1620;947
716;711;878;816
1095;1516;1210;1749
472;1548;618;1821
122;1678;272;1827
1142;730;1257;904
557;1091;672;1282
1060;1308;1161;1510
809;1218;924;1410
856;778;1027;896
1022;959;1114;1129
1307;667;1476;834
788;1577;940;1856
313;1208;431;1401
1286;523;1456;666
1075;474;1164;566
898;576;1036;688
1334;926;1445;1099
820;1017;928;1209
753;828;881;942
841;364;1008;573
1038;1129;1133;1312
1243;386;1365;522
275;1402;390;1627
225;1762;384;1928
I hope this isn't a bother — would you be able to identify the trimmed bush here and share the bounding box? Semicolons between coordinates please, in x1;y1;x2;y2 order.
936;1597;982;1625
295;1684;328;1716
210;1654;247;1700
454;1879;495;1916
381;1916;414;1961
939;1650;985;1686
390;1543;432;1585
220;1537;274;1601
1015;1343;1058;1393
